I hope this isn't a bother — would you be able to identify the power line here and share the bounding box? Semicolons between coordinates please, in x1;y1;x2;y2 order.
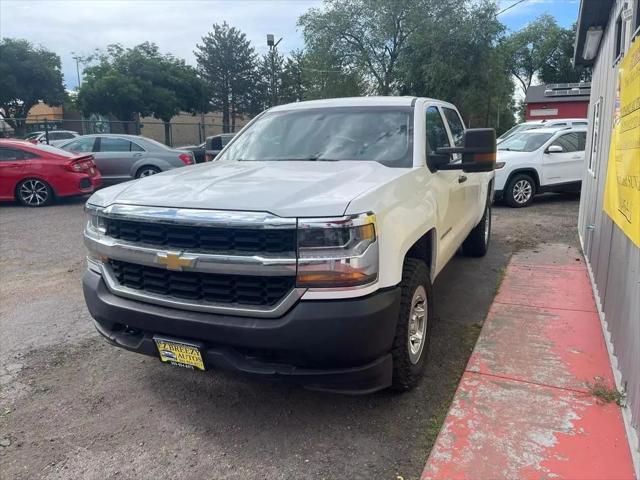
496;0;529;16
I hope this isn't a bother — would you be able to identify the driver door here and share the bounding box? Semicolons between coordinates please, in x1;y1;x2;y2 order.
425;105;467;264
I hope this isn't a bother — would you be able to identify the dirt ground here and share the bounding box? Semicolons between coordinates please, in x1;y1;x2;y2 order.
0;193;580;480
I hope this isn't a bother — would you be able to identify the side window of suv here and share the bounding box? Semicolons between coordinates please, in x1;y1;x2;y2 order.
425;106;451;155
442;107;465;147
550;132;585;153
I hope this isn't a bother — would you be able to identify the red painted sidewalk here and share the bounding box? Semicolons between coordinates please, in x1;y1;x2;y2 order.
422;244;637;480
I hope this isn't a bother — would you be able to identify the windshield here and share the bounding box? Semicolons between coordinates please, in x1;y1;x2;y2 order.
498;123;542;140
218;107;414;167
498;132;554;152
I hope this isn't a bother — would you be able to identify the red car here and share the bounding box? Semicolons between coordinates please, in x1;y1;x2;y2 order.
0;140;102;207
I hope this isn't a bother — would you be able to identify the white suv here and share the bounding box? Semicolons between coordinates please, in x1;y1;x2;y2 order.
497;118;588;144
494;127;587;207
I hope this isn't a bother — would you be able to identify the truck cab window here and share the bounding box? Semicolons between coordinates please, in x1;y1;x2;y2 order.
442;108;465;147
425;106;451;154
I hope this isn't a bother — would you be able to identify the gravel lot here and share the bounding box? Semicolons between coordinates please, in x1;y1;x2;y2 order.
0;193;580;480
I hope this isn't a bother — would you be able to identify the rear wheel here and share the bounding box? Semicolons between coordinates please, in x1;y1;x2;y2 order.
16;179;53;207
391;259;433;391
505;174;535;207
136;166;160;178
463;201;491;257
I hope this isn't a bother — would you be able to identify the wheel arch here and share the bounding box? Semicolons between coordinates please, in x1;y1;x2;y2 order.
403;228;436;280
14;176;57;199
505;168;540;190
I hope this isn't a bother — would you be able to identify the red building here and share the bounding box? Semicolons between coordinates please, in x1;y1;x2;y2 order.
524;82;590;121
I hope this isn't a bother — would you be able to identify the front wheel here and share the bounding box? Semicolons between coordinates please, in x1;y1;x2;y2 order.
462;201;491;257
391;259;433;391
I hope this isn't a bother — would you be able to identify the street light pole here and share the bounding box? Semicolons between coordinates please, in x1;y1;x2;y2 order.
71;52;82;90
266;34;282;108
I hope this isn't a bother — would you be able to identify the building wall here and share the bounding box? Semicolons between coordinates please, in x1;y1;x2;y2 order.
578;0;640;451
525;101;589;120
138;112;249;147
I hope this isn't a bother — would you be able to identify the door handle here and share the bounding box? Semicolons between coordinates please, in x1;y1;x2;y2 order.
458;175;467;183
133;153;143;157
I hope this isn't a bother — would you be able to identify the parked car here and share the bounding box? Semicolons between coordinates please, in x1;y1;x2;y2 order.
59;134;195;184
204;133;235;161
0;139;102;207
24;130;80;147
82;96;496;393
494;126;587;207
497;118;588;144
177;142;206;163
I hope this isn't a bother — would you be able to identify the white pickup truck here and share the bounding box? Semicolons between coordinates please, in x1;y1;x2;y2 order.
83;97;496;394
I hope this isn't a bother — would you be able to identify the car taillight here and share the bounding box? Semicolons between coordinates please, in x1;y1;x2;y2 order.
64;159;92;172
178;153;194;165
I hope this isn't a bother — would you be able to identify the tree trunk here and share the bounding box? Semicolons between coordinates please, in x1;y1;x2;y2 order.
222;97;230;134
163;122;171;146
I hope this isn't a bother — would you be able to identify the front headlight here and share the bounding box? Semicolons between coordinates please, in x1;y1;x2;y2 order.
296;213;378;288
85;204;106;234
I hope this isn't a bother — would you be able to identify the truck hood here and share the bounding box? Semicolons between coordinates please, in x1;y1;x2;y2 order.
88;160;410;217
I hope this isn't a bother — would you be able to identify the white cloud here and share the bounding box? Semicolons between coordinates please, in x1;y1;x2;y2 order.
0;0;321;88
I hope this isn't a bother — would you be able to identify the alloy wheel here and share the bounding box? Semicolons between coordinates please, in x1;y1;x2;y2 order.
19;180;49;206
407;285;428;364
512;179;532;205
139;168;159;178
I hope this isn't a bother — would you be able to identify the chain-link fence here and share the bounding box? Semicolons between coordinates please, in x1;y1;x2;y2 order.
0;116;248;148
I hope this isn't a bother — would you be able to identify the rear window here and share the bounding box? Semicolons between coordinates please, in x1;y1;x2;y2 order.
31;143;76;157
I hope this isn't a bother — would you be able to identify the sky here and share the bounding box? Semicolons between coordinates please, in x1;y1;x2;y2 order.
0;0;581;90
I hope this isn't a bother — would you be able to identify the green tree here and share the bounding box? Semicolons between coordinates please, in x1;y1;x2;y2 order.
399;0;514;132
0;38;66;133
195;22;258;132
280;50;306;104
78;43;205;142
501;14;564;95
539;24;592;84
299;44;364;100
259;48;285;108
299;0;437;95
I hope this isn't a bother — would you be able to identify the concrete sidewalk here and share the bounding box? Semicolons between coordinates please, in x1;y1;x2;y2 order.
422;244;637;480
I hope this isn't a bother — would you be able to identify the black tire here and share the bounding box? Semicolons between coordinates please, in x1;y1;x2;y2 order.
504;173;536;208
391;258;433;391
16;179;54;207
463;201;491;257
136;166;161;178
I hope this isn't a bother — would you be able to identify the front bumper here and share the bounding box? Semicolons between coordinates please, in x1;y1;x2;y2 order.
83;269;401;394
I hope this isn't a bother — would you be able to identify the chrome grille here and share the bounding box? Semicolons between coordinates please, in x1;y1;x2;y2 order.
104;218;296;254
108;259;295;307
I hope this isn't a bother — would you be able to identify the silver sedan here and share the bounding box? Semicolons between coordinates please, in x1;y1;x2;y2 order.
59;134;195;184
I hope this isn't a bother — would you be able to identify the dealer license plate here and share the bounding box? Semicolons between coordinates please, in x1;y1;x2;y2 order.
154;337;205;371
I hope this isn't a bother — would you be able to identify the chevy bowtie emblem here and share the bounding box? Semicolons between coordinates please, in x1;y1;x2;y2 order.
155;252;196;271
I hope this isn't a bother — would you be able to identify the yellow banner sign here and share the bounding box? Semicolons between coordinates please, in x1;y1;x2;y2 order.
604;38;640;247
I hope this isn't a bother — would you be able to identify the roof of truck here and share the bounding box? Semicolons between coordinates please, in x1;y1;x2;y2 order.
269;96;455;112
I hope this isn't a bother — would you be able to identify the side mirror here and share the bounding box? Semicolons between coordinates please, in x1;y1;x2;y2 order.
435;128;496;173
547;145;563;153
